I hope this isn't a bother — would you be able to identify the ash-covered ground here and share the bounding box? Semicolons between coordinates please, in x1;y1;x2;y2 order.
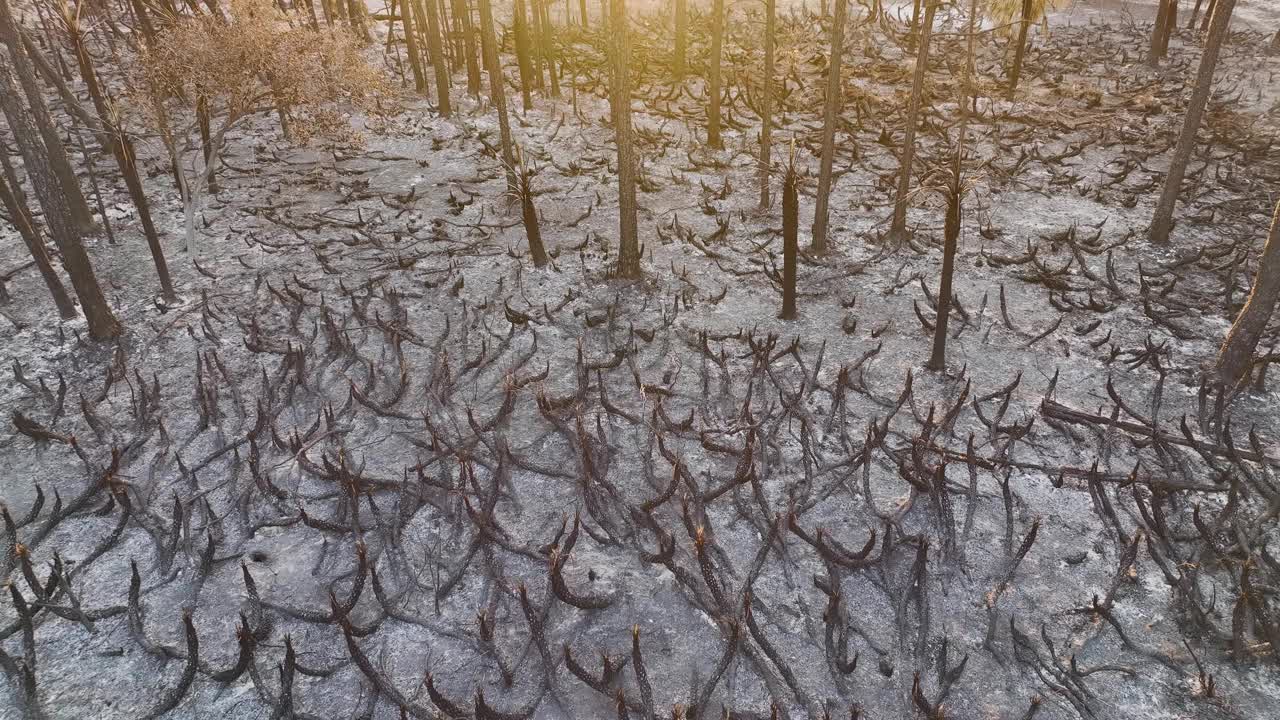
2;2;1280;719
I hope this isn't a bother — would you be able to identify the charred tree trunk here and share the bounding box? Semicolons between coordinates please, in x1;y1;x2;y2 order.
65;12;178;302
539;0;559;97
1149;0;1176;65
477;0;517;191
516;154;549;267
1188;0;1204;28
0;154;76;319
514;0;535;111
612;0;640;278
811;0;846;251
0;0;97;235
1216;201;1280;389
781;157;798;320
402;0;429;93
452;0;481;96
927;0;977;371
421;0;452;116
707;0;725;148
1200;0;1218;32
673;0;686;78
1149;0;1236;244
888;0;937;241
528;0;546;91
758;0;776;210
1006;0;1034;98
0;66;119;338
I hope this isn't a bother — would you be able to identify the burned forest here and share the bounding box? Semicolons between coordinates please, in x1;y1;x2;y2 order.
3;0;1280;718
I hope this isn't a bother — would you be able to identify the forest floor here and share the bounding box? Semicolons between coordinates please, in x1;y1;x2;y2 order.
2;3;1280;720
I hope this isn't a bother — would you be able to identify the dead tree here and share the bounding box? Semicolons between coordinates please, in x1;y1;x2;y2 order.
612;0;640;278
781;153;798;320
888;0;937;243
1148;0;1176;65
758;0;776;209
0;65;119;339
538;0;559;97
421;0;452;116
707;0;725;148
1148;0;1236;244
1199;0;1219;32
928;0;977;371
478;0;517;191
0;155;76;319
452;0;481;97
674;0;687;78
62;4;178;302
402;0;428;92
811;0;846;251
1006;0;1034;97
1215;201;1280;389
0;0;96;234
515;151;549;267
514;0;535;111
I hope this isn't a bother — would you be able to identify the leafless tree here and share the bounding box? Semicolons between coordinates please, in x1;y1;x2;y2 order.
1216;201;1280;390
478;0;518;191
1149;0;1236;244
758;0;776;209
811;0;846;251
60;1;177;302
707;0;725;148
888;0;937;243
0;154;76;319
421;0;452;115
0;65;119;338
612;0;640;278
0;0;95;234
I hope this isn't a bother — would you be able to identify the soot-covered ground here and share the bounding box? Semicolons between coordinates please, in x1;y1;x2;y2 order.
2;2;1280;719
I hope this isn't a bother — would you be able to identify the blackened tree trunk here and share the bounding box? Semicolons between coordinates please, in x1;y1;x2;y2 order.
64;12;178;302
516;154;549;267
539;0;559;97
927;0;977;371
1270;28;1278;54
1188;0;1204;28
452;0;481;96
927;154;961;371
811;0;846;251
528;0;546;90
612;0;640;278
1149;0;1236;244
0;0;96;235
758;0;776;210
1200;0;1218;32
402;0;429;92
1216;201;1280;389
0;154;76;319
0;66;119;338
1148;0;1170;65
781;157;798;320
673;0;686;78
514;0;535;111
888;0;936;241
707;0;725;148
477;0;517;191
1006;0;1033;98
421;0;452;116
